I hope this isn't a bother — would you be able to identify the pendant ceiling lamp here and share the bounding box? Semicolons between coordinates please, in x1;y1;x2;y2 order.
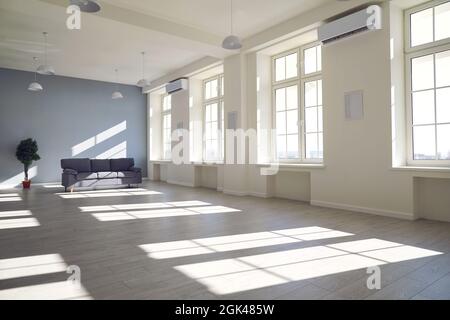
222;0;242;50
70;0;101;13
137;51;151;87
37;32;55;75
28;57;43;92
112;69;124;100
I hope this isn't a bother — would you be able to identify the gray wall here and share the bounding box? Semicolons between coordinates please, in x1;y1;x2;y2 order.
0;68;147;185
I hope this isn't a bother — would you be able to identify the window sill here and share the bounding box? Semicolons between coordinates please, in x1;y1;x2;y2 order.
191;162;224;167
391;166;450;173
149;160;171;164
257;163;325;169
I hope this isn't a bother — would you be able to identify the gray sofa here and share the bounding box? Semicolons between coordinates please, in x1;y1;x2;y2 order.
61;158;142;192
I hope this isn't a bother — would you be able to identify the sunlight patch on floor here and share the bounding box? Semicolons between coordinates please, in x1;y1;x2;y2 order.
0;253;67;280
79;200;211;212
0;281;92;300
0;210;32;218
57;188;162;199
0;254;92;300
0;217;40;230
0;209;39;230
140;227;354;259
0;197;22;202
90;205;241;221
173;238;442;295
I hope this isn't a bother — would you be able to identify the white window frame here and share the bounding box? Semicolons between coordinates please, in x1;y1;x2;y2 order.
405;0;450;53
202;74;224;162
161;93;172;160
271;42;323;163
405;0;450;166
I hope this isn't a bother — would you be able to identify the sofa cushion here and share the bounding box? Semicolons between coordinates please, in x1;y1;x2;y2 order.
117;171;137;178
76;172;98;180
97;172;118;179
61;158;91;172
91;159;111;172
110;158;134;171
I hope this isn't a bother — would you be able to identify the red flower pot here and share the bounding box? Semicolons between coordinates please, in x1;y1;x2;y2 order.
22;180;31;189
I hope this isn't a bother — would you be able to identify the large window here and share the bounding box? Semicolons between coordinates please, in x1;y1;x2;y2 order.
203;75;224;162
272;44;323;162
406;0;450;164
162;94;172;160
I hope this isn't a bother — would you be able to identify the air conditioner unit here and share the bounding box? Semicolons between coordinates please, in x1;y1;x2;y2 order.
318;5;382;45
165;77;188;94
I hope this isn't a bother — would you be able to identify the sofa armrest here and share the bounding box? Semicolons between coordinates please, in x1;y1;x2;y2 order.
63;168;78;175
129;167;142;173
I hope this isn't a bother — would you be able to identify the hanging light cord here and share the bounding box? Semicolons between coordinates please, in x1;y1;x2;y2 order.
33;57;38;81
230;0;233;35
43;32;48;66
142;52;145;79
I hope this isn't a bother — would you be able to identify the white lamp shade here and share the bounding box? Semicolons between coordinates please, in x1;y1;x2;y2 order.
112;91;124;99
70;0;101;13
37;64;55;75
28;82;43;92
222;35;242;50
136;78;151;87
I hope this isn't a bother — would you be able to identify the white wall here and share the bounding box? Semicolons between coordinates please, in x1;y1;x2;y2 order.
146;0;450;222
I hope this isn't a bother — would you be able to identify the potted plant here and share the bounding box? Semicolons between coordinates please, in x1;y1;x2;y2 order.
15;138;40;189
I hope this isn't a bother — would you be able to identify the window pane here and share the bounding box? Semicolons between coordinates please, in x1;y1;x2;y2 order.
318;80;323;106
412;90;435;125
206;141;218;160
306;133;319;159
413;125;436;160
318;133;323;159
317;46;322;72
436;87;450;123
436;50;450;88
205;123;212;140
286;85;298;109
210;103;218;121
304;47;317;74
286;110;298;134
412;54;434;91
435;2;450;42
277;135;286;159
210;79;218;99
275;57;286;81
205;82;211;100
410;8;433;47
285;53;298;79
437;124;450;160
163;95;171;111
286;135;299;159
318;106;323;132
211;120;218;134
276;112;286;135
305;81;317;107
305;107;318;133
275;88;286;111
220;76;224;96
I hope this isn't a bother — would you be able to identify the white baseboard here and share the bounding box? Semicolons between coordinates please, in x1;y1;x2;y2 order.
222;189;249;197
310;200;416;221
248;191;271;198
166;180;196;188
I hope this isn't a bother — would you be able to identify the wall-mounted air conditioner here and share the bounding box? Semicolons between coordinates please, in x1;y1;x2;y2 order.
165;77;188;94
318;5;382;45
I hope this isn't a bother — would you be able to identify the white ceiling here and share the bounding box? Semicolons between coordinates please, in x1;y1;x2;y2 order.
103;0;332;38
0;0;333;85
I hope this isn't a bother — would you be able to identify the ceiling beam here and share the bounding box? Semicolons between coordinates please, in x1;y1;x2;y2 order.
39;0;227;57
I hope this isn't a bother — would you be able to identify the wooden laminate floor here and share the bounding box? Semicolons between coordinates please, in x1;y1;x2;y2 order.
0;181;449;300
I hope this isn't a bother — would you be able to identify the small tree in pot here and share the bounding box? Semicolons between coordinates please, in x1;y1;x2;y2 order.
16;138;40;189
